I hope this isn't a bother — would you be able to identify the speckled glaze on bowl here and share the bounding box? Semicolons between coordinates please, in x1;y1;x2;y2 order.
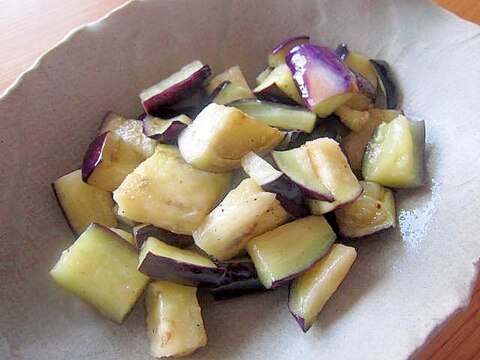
0;1;479;359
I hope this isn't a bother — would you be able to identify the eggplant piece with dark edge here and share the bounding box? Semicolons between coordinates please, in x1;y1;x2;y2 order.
275;130;305;151
138;237;226;287
289;243;357;332
210;81;255;105
205;65;253;96
335;43;378;88
362;115;425;188
246;216;336;289
49;223;149;324
241;152;309;218
272;147;333;201
228;99;316;133
286;44;358;117
268;35;310;68
253;64;303;105
370;59;399;109
139;61;211;115
142;115;192;144
133;223;194;250
52;170;118;235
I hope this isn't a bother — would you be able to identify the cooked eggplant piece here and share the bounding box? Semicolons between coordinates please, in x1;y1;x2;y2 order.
268;35;310;68
82;131;146;191
362;115;425;187
109;227;135;246
49;223;149;324
342;109;402;171
345;71;376;110
178;103;284;172
335;181;396;237
193;178;290;261
100;114;157;158
247;215;336;289
289;244;357;332
210;81;255;105
113;144;231;235
205;65;253;96
146;281;207;358
140;61;211;114
272;147;333;201
52;170;117;235
335;43;378;89
370;59;399;109
286;44;358;117
138;237;225;286
133;223;193;250
334;105;370;132
142;114;192;144
305;138;362;211
241;152;309;218
228;99;316;133
253;64;303;105
256;67;273;85
210;278;264;301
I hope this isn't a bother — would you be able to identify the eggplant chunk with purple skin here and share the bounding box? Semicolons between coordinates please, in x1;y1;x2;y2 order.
335;43;378;89
342;109;402;171
289;244;357;332
228;99;317;133
52;170;118;235
138;237;225;287
370;59;399;109
286;44;359;117
362;115;425;188
272;146;333;201
241;151;309;218
193;178;290;261
253;64;304;105
268;35;310;68
205;65;253;96
113;144;231;235
178;103;284;172
146;281;207;358
305;138;362;214
142;114;192;144
210;81;255;105
100;114;157;158
49;223;149;324
246;216;336;289
139;60;211;115
335;181;396;238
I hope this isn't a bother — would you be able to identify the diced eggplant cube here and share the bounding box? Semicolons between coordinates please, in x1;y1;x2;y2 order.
49;223;149;324
268;36;310;68
178;103;284;172
246;216;336;289
205;65;253;96
138;237;225;287
133;223;193;250
52;170;117;235
362;115;425;188
146;281;207;358
335;181;396;237
289;244;357;332
113;144;231;235
193;178;290;261
253;64;304;105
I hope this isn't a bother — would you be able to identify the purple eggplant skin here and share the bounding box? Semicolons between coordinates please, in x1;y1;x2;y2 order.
133;224;194;250
215;259;257;282
254;83;299;106
142;65;212;115
288;284;309;333
335;42;349;61
142;118;188;144
208;80;231;101
353;70;376;102
138;252;225;287
210;278;265;301
262;174;310;218
81;131;109;182
370;60;398;109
